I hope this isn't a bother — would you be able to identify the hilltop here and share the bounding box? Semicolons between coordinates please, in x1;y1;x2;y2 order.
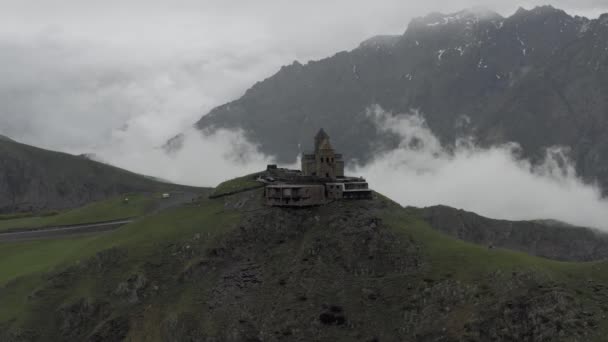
193;6;608;192
3;174;608;341
0;137;202;214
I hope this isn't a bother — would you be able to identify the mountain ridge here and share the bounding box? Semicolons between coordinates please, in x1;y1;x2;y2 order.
194;6;608;192
0;134;14;142
419;205;608;262
0;138;202;214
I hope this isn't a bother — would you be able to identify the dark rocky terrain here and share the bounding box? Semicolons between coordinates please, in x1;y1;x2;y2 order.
420;205;608;262
4;181;608;341
0;137;193;214
195;6;608;192
0;135;14;142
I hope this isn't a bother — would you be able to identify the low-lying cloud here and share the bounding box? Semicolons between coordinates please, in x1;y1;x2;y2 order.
0;36;288;154
353;106;608;230
3;2;608;228
95;128;278;187
1;2;607;155
101;104;608;231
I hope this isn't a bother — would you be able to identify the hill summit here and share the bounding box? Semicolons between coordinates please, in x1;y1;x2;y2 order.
3;172;608;341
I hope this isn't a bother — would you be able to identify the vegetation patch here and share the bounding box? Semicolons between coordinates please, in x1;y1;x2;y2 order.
0;211;59;221
0;197;241;329
383;208;608;284
0;194;156;232
4;183;608;340
210;172;263;198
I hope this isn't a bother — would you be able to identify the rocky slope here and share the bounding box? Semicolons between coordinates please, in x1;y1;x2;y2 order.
0;135;14;142
195;6;608;191
419;205;608;262
0;137;193;214
3;179;608;341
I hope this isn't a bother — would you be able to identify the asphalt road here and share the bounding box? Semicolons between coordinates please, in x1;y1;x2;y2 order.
0;220;133;242
0;191;203;242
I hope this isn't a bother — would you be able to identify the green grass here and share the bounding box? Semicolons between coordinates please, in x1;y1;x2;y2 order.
211;172;262;197
0;236;101;285
383;208;608;341
383;208;608;285
0;198;237;285
0;211;58;221
0;197;241;323
5;184;608;339
0;194;156;232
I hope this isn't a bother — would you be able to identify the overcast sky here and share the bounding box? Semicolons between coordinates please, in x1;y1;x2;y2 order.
1;0;607;154
3;1;608;226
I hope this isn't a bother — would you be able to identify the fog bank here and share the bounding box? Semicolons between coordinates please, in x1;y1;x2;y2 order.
353;106;608;230
96;128;278;187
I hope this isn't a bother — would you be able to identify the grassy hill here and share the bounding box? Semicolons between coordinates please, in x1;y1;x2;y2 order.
209;172;263;198
418;205;608;262
0;194;156;232
0;138;200;214
2;175;608;341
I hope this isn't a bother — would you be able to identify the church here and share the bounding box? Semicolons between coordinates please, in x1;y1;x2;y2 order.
262;129;373;207
301;129;345;179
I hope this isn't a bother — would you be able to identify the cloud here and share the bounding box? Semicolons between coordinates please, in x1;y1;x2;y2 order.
95;127;279;187
353;106;608;230
1;0;608;220
1;1;607;154
0;35;288;154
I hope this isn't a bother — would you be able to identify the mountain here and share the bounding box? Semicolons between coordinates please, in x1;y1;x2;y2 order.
0;137;196;214
420;205;608;262
3;175;608;341
0;134;14;142
195;6;608;191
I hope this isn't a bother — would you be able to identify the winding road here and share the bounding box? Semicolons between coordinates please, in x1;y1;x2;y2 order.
0;220;133;242
0;191;204;242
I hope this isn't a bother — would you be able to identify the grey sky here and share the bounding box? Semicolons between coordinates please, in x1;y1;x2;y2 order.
2;1;608;226
0;0;607;154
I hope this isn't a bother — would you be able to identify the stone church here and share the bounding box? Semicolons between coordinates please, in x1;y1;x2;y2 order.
262;129;373;207
301;129;345;179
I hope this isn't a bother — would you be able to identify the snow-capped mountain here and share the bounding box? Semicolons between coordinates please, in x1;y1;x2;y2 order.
195;6;608;192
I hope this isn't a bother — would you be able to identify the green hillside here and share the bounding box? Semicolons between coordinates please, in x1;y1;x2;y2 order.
1;176;608;341
0;196;237;321
209;172;263;198
0;194;155;232
0;138;202;213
